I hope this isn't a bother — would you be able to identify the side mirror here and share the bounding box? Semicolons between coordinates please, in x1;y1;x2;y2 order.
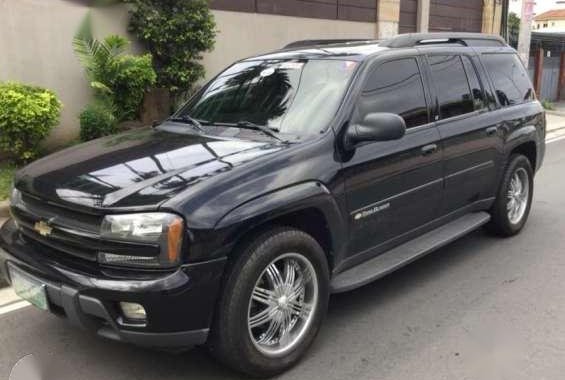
345;113;406;149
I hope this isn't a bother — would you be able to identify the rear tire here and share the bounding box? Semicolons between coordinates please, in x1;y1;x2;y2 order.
208;227;330;378
486;154;534;236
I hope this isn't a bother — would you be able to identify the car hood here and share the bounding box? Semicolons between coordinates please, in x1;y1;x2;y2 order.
15;126;288;210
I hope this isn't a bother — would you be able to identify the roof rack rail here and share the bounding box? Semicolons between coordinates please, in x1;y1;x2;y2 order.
380;33;506;48
283;39;375;49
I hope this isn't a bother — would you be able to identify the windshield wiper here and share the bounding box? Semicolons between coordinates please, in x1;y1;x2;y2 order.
168;115;206;133
235;121;283;142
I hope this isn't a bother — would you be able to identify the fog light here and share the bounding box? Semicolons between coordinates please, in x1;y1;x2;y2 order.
99;252;160;268
119;302;147;321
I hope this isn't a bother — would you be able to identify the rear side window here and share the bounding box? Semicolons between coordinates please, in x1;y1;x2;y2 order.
481;53;534;106
461;56;486;111
428;55;474;119
359;58;428;128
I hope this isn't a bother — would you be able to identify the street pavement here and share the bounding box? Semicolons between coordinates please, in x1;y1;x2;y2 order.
2;139;565;379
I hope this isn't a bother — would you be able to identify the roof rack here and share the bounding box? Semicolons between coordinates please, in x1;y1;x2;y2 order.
380;33;506;48
283;39;375;49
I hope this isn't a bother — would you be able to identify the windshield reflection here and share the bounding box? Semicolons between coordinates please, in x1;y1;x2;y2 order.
177;59;358;135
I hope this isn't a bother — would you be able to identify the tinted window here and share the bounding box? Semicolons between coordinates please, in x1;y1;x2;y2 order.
428;55;474;119
481;53;534;106
178;59;358;135
462;56;486;110
359;58;428;128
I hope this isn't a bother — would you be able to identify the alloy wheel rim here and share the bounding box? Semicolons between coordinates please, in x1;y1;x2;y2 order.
507;167;529;224
247;253;318;357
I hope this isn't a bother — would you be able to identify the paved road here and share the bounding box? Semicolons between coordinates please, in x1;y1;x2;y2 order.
2;139;565;380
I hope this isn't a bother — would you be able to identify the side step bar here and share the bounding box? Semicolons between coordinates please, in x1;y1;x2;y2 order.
330;212;491;293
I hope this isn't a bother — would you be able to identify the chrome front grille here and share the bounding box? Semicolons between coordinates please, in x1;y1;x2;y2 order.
11;193;104;262
10;192;160;264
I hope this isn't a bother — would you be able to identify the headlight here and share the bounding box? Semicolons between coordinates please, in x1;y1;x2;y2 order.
98;213;184;268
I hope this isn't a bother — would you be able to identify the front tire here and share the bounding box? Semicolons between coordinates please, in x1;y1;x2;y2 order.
208;227;330;377
487;154;534;236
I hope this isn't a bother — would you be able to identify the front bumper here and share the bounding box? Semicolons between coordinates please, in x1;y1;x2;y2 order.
0;219;226;349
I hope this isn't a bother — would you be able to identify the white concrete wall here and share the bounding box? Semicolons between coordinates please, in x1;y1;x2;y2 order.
0;1;376;149
201;10;377;80
0;0;136;148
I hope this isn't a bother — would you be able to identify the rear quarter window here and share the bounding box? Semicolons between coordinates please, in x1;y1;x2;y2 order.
481;53;534;107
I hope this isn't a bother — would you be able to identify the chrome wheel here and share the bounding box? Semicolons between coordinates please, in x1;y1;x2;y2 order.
507;167;529;224
247;253;318;357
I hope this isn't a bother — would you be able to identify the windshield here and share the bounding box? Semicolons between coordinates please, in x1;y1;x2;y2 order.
176;59;358;135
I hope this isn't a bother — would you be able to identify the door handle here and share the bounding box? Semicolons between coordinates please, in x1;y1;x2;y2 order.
486;126;498;136
421;144;438;156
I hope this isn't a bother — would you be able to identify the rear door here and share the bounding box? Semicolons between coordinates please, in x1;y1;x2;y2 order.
423;50;503;215
479;51;542;172
342;55;443;265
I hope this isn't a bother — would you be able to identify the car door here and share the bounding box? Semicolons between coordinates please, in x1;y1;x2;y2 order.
424;51;503;215
341;56;444;266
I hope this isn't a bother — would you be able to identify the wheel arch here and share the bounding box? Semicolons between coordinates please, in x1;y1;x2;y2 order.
510;140;537;172
215;182;347;269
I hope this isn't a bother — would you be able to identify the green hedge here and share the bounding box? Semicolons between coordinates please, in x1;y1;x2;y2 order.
111;53;156;121
79;101;118;141
0;82;62;163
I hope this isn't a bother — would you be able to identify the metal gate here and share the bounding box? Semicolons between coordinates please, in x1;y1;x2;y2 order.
527;54;560;101
540;55;560;101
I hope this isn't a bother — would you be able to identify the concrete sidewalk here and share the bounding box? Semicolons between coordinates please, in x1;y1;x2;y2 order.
546;106;565;143
546;100;565;116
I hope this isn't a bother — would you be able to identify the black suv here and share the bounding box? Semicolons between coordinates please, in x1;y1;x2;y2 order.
0;33;545;377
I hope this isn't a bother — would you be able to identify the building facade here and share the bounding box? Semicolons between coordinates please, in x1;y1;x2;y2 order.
533;9;565;33
0;0;504;148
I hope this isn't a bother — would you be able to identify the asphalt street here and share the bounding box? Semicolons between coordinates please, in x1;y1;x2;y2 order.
2;138;565;380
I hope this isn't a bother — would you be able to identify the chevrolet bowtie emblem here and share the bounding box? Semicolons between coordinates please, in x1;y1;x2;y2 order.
34;221;53;237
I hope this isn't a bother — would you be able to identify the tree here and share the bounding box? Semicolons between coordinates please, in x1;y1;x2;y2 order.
508;12;520;48
125;0;216;102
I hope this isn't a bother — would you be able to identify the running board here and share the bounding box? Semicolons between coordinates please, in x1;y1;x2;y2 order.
330;212;491;293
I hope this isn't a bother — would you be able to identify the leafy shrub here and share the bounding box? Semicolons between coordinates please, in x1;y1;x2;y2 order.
0;82;62;163
111;54;156;120
126;0;216;98
541;99;555;111
79;101;118;141
0;164;17;201
73;18;156;121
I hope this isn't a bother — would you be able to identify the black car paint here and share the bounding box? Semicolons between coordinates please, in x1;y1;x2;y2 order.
0;41;545;347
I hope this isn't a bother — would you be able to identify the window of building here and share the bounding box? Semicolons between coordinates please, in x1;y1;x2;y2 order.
481;53;534;106
428;55;475;119
359;58;428;128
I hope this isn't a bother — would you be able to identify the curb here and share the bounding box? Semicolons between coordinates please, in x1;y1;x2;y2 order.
546;109;565;117
547;125;565;134
0;200;9;218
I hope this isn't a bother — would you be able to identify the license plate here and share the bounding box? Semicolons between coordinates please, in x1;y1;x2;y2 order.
9;267;49;311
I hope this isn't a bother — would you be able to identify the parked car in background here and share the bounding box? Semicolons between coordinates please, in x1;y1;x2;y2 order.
0;33;545;377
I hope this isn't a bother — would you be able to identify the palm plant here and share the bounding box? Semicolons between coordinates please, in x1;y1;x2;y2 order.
72;13;127;99
72;12;156;129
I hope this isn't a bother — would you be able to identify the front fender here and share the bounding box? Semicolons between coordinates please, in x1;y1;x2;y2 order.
215;181;347;258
